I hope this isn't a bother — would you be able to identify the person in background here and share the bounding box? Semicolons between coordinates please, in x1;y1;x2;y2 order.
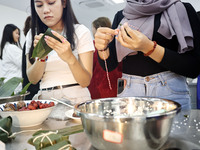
196;11;200;109
25;0;94;120
94;0;200;110
0;24;22;93
22;16;40;100
88;17;122;99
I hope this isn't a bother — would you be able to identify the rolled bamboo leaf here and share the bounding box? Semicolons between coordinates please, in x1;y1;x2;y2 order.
28;130;70;150
28;125;83;150
32;28;62;59
41;140;75;150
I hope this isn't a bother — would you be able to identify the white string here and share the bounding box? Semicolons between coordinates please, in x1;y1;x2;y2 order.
9;128;42;138
0;126;9;135
58;144;72;150
102;52;112;90
33;130;58;148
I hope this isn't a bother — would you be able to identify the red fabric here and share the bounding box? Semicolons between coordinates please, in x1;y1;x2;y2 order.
88;49;122;99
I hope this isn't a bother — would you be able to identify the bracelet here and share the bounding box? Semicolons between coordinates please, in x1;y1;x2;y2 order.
144;41;157;56
99;45;109;52
37;56;48;62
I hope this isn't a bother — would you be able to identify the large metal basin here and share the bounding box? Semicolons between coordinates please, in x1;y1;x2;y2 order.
75;97;181;150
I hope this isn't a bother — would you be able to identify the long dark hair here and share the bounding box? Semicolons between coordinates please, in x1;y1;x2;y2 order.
29;0;79;64
0;24;22;59
23;16;32;36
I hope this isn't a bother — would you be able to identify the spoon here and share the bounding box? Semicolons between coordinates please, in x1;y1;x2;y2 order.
51;97;74;109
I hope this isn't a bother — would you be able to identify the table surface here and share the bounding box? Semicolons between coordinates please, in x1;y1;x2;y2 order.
5;109;200;150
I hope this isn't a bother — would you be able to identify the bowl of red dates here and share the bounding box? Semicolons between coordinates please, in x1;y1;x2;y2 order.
0;100;57;127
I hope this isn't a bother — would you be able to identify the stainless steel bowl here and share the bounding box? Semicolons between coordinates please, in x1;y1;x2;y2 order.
0;91;30;104
75;97;181;150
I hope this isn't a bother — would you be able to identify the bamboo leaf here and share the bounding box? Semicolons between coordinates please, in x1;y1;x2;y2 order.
0;77;23;97
20;82;32;94
0;77;5;87
32;28;62;58
28;125;83;150
41;140;75;150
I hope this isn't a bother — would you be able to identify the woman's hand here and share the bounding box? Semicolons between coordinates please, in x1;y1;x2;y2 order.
44;30;74;64
116;22;154;54
94;27;119;51
34;33;44;47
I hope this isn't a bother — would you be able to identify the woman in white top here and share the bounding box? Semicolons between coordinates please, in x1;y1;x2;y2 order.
26;0;94;120
0;24;22;92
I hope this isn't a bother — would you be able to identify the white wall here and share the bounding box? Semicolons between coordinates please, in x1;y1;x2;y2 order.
182;0;200;11
0;0;199;45
0;5;29;46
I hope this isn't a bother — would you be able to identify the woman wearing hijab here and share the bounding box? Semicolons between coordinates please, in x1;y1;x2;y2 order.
94;0;200;110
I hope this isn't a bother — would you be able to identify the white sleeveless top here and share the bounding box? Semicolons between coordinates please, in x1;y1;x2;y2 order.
25;24;95;89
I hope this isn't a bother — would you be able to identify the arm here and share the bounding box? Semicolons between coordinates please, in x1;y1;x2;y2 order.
26;54;46;84
159;3;200;78
26;33;46;84
114;3;200;78
68;51;93;87
96;10;124;72
45;29;94;88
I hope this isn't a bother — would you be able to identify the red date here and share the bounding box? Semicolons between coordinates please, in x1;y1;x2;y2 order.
10;100;55;111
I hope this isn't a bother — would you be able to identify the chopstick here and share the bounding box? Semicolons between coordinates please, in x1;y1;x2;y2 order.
51;97;74;109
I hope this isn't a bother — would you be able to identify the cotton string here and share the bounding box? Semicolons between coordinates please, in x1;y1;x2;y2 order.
58;144;73;150
33;130;58;148
0;126;9;135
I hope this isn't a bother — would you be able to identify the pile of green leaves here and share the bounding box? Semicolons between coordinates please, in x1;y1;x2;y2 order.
28;124;83;150
0;77;31;97
32;28;61;59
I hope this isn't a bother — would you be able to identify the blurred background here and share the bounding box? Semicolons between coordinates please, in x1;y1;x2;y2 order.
0;0;199;44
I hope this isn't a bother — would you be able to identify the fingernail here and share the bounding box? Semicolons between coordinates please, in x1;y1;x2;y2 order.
51;30;56;34
44;35;49;39
124;23;129;28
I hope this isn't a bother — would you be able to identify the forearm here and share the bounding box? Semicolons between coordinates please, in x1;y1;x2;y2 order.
159;49;200;78
27;58;46;84
68;54;92;87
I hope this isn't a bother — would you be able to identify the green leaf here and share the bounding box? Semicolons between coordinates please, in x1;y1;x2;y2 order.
0;116;13;143
32;28;62;59
0;77;5;87
0;77;23;97
28;131;69;150
28;125;83;150
20;82;32;95
41;140;76;150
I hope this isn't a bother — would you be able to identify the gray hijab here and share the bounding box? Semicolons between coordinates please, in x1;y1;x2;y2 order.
116;0;194;62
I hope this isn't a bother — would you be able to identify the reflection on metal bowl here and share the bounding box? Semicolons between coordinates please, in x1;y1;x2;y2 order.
0;91;30;104
75;97;181;150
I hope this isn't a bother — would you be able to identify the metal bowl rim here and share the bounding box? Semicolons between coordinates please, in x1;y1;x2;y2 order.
0;91;30;100
75;96;181;119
